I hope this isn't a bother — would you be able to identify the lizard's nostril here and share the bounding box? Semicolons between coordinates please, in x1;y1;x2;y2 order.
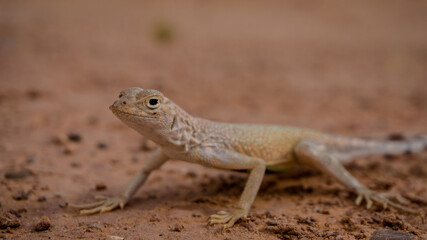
122;101;127;105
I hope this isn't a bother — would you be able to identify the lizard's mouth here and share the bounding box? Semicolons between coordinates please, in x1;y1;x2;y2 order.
109;107;156;119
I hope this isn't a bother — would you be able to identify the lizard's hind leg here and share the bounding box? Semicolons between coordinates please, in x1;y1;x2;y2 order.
294;139;424;219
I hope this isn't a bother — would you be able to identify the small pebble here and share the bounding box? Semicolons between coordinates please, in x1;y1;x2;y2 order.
87;223;102;231
37;196;47;202
170;224;184;232
26;89;41;99
70;162;81;168
108;236;124;240
7;210;21;218
266;219;279;226
192;213;201;218
12;190;30;200
58;202;68;208
95;183;107;191
26;156;35;163
67;132;81;142
388;133;405;141
97;142;108;149
5;170;32;179
34;216;51;231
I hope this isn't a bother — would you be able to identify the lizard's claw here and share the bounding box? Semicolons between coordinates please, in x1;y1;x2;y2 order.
355;187;424;220
68;195;127;215
208;208;247;229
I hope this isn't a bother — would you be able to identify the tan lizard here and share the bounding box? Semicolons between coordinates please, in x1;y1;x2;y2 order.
70;87;426;228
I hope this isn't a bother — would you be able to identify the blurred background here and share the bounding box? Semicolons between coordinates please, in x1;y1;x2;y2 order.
0;1;426;239
1;1;427;129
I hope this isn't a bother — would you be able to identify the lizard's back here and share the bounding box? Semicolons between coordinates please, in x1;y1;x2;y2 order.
198;119;325;167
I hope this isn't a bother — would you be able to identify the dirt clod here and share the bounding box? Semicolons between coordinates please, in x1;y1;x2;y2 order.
97;142;108;149
95;183;107;191
170;224;184;232
4;170;32;179
0;211;20;229
67;132;81;142
34;216;51;231
12;190;31;200
266;219;279;226
58;202;68;208
37;196;46;202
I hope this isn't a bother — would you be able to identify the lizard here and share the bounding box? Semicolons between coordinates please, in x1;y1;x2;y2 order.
69;87;427;228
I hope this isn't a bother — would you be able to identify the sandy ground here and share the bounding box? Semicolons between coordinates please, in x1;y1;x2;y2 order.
0;1;426;239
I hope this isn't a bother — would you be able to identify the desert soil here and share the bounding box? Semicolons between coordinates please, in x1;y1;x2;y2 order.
0;1;426;239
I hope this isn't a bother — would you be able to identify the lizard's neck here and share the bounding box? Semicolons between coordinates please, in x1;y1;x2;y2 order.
151;102;203;152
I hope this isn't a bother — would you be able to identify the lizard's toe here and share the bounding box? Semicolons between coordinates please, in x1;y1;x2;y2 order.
208;209;246;228
355;187;423;219
70;195;126;215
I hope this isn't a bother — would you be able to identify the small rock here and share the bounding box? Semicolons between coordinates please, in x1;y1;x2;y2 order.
297;216;316;227
97;142;108;149
87;223;102;231
12;190;30;200
67;132;81;142
0;211;21;229
7;210;21;218
27;156;35;163
170;224;184;232
26;89;41;99
37;196;47;202
370;229;413;240
108;236;124;240
16;209;27;214
266;219;279;226
95;183;107;191
58;201;68;208
70;162;81;168
192;213;201;218
34;216;51;231
5;169;32;179
388;133;405;141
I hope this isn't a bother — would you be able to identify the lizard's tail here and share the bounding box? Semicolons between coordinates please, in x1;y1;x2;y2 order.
322;134;427;161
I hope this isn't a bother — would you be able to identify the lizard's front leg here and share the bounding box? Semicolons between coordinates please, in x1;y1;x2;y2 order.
69;148;169;214
294;139;423;218
201;149;266;228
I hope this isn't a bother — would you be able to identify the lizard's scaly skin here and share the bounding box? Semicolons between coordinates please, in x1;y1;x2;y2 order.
69;87;426;227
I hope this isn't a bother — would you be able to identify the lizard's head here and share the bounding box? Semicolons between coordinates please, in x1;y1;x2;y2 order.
109;87;173;136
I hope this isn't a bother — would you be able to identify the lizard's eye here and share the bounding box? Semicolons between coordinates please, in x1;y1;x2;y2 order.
147;97;160;109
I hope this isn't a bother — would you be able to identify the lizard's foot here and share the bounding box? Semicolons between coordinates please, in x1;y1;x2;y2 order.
68;195;127;215
208;208;247;229
355;187;423;218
